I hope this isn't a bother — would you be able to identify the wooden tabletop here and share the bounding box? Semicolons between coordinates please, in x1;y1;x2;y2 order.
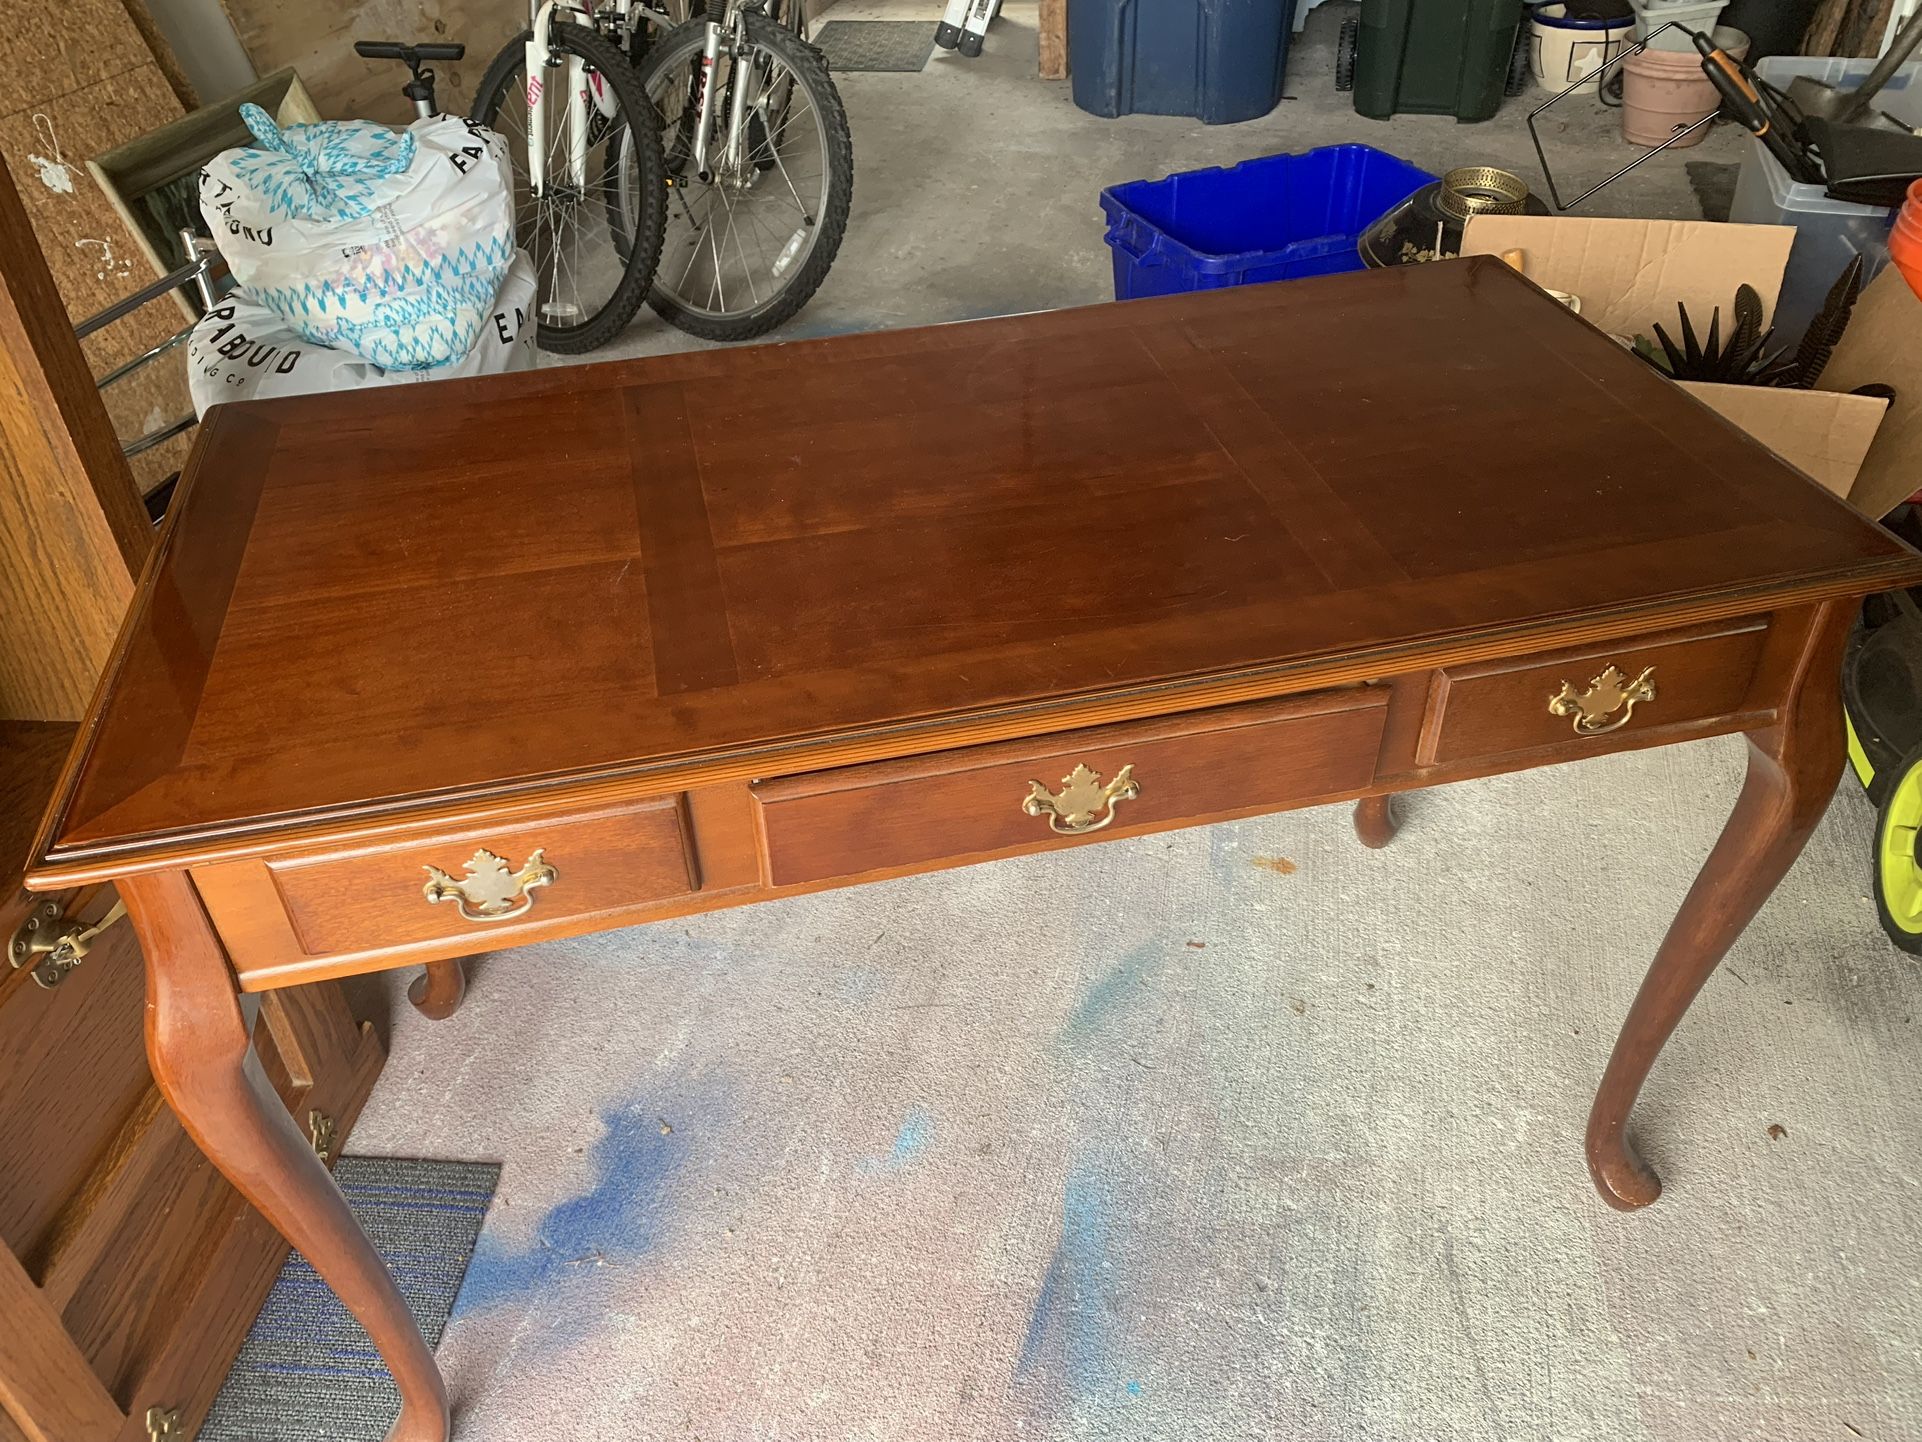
36;258;1922;876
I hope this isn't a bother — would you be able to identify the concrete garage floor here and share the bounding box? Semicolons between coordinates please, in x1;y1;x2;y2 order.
590;0;1749;364
345;9;1922;1441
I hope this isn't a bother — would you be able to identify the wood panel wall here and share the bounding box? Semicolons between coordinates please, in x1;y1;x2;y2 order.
0;156;149;723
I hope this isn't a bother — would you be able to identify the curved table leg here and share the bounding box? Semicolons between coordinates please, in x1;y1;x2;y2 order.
1353;794;1399;849
123;871;450;1442
409;959;467;1020
1586;601;1849;1210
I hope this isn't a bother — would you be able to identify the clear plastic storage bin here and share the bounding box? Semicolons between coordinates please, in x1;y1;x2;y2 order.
1730;55;1922;338
1629;0;1728;50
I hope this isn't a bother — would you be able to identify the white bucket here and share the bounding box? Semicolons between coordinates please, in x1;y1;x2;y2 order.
1531;5;1635;94
1630;0;1728;51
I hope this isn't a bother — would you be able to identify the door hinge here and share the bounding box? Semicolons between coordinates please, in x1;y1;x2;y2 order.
308;1109;338;1163
146;1405;182;1442
8;896;128;989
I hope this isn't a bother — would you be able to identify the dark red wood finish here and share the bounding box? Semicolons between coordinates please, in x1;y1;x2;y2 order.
27;260;1922;1442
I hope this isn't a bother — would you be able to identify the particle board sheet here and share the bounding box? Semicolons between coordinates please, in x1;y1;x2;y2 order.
0;0;192;490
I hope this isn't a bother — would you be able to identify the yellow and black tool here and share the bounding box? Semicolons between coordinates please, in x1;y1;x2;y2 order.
1689;28;1822;184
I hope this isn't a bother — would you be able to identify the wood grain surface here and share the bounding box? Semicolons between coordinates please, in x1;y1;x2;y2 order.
31;259;1922;882
0;159;145;722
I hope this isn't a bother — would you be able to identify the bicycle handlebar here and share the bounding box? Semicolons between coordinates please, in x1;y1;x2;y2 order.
354;40;466;63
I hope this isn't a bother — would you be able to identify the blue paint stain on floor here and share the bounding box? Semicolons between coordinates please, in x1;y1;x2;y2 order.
453;1098;682;1318
1059;940;1162;1048
1016;1160;1121;1399
857;1105;935;1175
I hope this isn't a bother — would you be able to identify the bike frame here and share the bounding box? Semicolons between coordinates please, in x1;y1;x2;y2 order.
522;0;679;197
520;0;796;196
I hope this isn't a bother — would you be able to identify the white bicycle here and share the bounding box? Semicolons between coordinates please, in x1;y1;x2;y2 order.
471;0;851;350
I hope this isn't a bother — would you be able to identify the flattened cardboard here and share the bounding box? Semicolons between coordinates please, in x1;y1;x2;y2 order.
1460;215;1794;338
1818;268;1922;519
1678;381;1890;499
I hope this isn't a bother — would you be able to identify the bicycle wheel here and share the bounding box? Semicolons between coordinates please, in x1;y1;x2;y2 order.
630;12;853;342
471;21;668;354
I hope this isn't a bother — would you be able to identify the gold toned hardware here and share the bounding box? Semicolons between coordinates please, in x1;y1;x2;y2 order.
308;1109;337;1163
1022;763;1140;835
146;1406;182;1442
422;848;556;923
8;896;128;989
1549;664;1657;735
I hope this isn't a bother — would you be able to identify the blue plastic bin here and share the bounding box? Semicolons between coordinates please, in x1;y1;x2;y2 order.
1098;145;1438;301
1070;0;1292;124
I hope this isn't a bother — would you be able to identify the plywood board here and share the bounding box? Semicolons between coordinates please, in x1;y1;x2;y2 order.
0;0;193;491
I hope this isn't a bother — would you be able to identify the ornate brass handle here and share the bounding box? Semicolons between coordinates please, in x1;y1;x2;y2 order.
1022;763;1139;835
422;848;556;923
1548;664;1656;736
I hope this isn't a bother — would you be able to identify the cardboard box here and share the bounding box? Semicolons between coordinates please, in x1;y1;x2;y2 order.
1461;214;1902;514
1819;267;1922;521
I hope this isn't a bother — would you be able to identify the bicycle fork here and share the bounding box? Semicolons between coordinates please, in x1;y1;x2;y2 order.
525;0;589;197
688;1;752;183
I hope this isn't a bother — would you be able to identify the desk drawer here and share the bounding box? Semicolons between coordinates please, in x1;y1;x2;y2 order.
1417;619;1769;768
254;798;698;957
754;689;1388;887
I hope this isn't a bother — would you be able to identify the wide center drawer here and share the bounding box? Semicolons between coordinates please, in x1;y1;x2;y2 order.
753;688;1389;887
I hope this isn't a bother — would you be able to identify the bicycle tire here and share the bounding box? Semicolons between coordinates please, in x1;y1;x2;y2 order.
635;12;852;342
471;21;669;354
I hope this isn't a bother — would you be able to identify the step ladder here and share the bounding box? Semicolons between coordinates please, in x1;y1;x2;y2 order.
936;0;1002;57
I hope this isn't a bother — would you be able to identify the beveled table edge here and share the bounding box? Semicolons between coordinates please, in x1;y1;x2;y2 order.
28;558;1922;889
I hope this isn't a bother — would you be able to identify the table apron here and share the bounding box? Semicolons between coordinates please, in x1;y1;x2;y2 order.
191;608;1801;992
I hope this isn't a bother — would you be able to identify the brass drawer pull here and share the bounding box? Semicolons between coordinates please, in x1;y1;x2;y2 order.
1549;665;1656;736
422;848;556;923
1022;763;1139;835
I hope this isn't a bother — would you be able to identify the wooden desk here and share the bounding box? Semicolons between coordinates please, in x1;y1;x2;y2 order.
28;259;1922;1441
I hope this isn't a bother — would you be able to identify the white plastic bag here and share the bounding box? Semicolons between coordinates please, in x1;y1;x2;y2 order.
187;249;538;415
199;104;514;371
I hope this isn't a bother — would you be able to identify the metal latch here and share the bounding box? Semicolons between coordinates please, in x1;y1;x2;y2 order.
8;896;128;989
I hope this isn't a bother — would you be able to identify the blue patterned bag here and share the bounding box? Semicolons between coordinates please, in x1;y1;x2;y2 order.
200;104;514;371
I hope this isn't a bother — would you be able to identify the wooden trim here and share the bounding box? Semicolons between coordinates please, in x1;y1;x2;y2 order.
1039;0;1066;78
0;158;147;723
34;1089;173;1310
0;1247;123;1442
28;567;1916;886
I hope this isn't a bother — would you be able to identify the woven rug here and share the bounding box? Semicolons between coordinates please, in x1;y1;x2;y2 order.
200;1156;500;1442
813;20;938;72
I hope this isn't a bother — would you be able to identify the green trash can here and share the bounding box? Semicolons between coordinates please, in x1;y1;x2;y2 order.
1343;0;1527;122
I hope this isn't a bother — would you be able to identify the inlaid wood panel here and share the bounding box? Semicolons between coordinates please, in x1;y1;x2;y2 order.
32;259;1922;881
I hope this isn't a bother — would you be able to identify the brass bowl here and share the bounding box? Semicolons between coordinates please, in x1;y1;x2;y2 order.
1435;166;1532;222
